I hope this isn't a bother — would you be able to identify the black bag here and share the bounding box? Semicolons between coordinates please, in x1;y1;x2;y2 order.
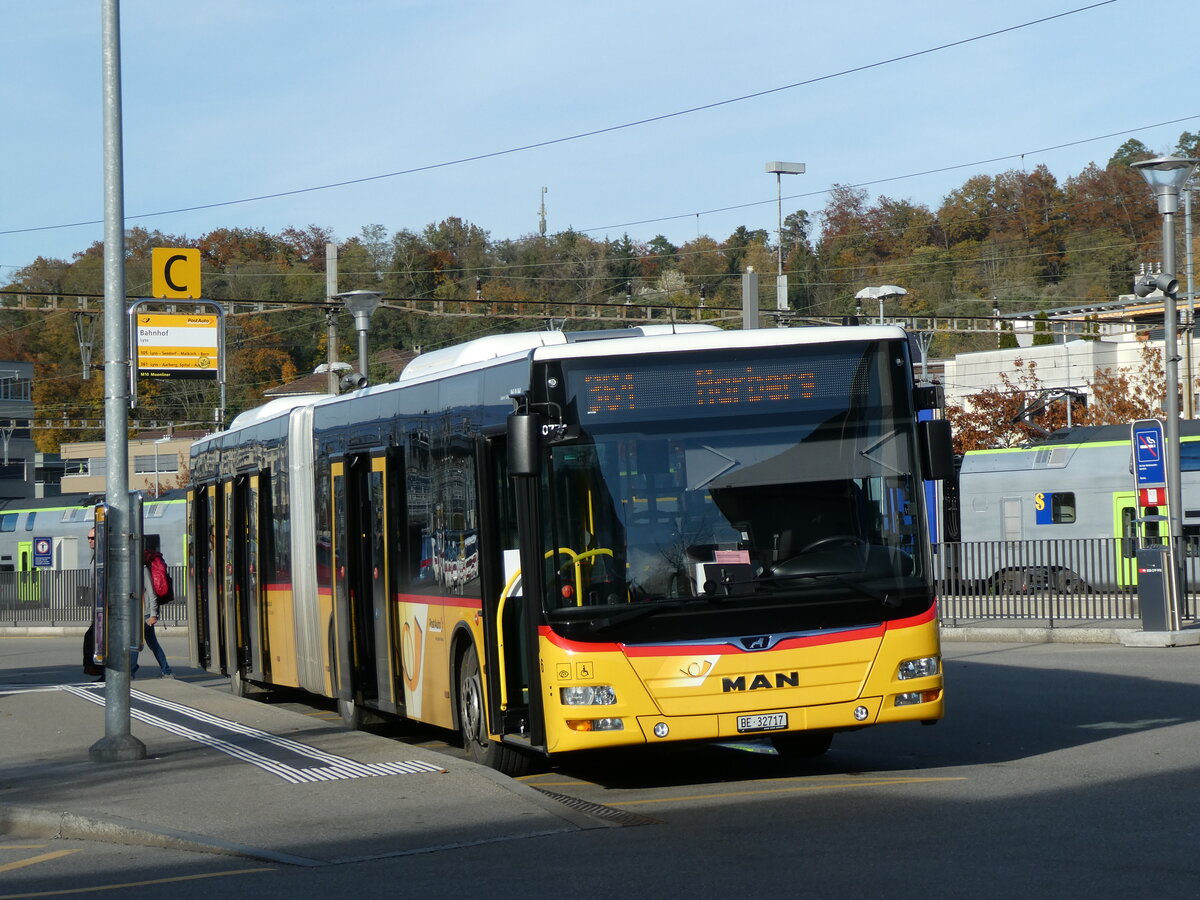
83;625;103;677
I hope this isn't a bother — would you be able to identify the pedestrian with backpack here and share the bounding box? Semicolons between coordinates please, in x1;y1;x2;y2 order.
142;547;174;678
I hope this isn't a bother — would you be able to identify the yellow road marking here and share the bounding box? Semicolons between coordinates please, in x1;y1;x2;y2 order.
606;775;967;807
0;851;79;874
0;866;274;899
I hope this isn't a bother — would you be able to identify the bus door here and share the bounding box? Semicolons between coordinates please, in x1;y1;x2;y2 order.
210;484;228;674
332;455;382;714
385;449;406;714
229;474;264;682
189;488;212;670
480;434;543;749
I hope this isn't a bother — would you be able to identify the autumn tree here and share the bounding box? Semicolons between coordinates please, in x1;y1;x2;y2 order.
1079;342;1164;425
946;358;1084;453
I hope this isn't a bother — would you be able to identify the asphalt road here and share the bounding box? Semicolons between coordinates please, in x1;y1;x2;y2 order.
3;634;1200;898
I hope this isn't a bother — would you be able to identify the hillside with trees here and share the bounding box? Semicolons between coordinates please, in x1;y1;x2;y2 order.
3;133;1198;452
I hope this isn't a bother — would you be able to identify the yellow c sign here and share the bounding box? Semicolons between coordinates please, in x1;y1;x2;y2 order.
151;248;201;299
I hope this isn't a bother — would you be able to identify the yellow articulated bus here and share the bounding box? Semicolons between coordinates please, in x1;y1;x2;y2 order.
188;324;952;774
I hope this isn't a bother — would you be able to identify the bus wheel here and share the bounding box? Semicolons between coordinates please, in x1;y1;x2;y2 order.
457;645;530;776
338;698;363;730
771;730;834;757
229;668;257;698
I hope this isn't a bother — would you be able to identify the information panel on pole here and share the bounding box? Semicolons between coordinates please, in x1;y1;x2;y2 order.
132;312;220;380
127;297;225;409
91;503;108;666
1131;419;1167;491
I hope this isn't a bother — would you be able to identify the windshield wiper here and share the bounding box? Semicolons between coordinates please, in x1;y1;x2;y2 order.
579;593;735;631
581;600;684;631
756;571;900;607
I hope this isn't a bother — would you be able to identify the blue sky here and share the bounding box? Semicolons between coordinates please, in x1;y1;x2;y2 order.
2;0;1197;278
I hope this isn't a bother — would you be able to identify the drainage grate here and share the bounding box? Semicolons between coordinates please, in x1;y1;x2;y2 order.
534;788;661;827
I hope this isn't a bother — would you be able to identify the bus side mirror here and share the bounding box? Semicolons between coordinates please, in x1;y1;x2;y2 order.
508;412;542;476
918;419;954;481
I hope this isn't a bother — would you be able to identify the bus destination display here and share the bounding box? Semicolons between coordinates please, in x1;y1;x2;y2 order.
580;358;852;416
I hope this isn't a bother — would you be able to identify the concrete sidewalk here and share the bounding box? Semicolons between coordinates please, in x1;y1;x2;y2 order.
0;677;609;866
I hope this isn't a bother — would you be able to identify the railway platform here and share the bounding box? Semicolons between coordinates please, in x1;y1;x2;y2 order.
0;673;609;866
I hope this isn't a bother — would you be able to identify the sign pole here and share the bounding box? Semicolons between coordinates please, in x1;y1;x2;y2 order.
91;0;144;763
1131;418;1180;631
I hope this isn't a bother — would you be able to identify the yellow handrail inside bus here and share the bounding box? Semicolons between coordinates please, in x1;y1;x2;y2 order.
494;568;523;712
492;546;614;711
565;548;614;605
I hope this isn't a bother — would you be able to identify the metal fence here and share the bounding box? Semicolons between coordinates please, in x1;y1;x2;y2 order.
2;544;1196;630
0;566;188;628
935;539;1196;626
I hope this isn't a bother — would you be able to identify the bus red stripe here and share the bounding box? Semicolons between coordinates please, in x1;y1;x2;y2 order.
539;603;937;656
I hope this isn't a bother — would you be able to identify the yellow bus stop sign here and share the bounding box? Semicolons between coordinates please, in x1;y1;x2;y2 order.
151;248;202;299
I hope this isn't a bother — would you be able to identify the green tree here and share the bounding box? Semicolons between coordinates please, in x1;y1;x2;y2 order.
1108;138;1154;168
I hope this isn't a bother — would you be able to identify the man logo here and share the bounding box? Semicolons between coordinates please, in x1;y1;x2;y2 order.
742;635;773;651
722;671;800;692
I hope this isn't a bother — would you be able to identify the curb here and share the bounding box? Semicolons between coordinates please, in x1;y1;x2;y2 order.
940;625;1130;644
0;803;323;867
0;626;190;637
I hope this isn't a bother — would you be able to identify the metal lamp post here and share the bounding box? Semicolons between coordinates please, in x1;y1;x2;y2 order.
336;291;382;386
854;285;908;325
765;162;805;312
1132;155;1200;621
153;434;170;496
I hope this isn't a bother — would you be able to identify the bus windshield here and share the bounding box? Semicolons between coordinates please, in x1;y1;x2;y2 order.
540;339;931;634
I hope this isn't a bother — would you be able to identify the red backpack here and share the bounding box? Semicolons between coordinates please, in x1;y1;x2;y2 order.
144;549;175;604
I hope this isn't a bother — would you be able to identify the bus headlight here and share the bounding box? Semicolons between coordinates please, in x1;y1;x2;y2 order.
560;685;617;705
898;656;939;680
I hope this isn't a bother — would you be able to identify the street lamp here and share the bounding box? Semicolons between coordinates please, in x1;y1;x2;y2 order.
765;162;805;312
854;285;908;325
335;290;382;387
1132;155;1200;623
152;434;170;497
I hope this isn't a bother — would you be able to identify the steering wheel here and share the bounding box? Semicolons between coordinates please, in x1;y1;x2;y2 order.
798;534;865;554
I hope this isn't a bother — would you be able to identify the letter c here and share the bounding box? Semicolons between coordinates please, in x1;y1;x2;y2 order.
164;254;189;292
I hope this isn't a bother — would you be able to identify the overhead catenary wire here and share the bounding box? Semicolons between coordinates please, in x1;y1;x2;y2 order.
0;2;1121;243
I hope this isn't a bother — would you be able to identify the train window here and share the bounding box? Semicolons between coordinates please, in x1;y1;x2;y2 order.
1181;442;1200;472
1184;527;1200;558
1120;507;1137;558
23;512;36;531
0;514;15;533
1035;491;1075;525
1050;492;1075;524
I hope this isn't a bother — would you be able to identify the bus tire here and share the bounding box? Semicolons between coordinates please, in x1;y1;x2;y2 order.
229;668;257;698
457;645;530;776
338;697;363;730
770;729;834;757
